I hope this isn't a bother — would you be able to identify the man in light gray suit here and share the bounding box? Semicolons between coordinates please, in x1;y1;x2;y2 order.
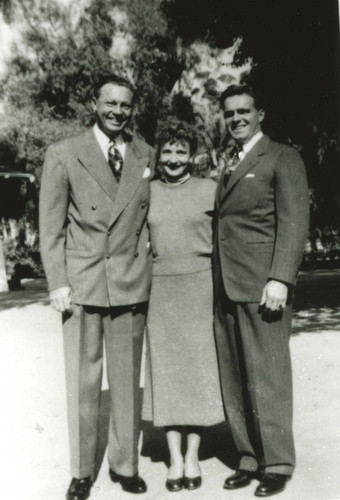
214;84;309;497
39;72;155;499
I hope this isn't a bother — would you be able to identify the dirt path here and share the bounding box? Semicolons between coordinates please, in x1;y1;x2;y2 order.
0;274;339;500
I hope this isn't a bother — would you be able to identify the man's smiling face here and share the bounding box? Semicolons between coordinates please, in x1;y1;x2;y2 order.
92;83;133;138
223;93;264;145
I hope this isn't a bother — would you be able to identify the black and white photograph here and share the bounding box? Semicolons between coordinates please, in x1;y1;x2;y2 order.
0;1;339;499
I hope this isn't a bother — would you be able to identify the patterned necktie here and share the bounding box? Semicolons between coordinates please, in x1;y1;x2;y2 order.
223;144;243;187
227;144;243;172
108;140;123;183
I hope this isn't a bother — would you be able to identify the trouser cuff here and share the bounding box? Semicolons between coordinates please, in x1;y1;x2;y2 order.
239;455;258;472
264;465;294;475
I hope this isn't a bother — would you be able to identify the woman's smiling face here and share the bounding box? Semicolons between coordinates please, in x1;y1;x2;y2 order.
159;140;192;180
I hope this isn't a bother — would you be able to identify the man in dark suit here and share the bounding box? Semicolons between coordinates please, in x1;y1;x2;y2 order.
39;72;155;499
214;84;309;497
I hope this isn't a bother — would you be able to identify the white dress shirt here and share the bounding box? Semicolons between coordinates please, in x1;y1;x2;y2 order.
93;123;126;161
239;130;263;161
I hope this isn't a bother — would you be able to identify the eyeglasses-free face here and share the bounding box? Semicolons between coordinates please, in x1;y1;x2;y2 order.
159;140;192;180
223;93;264;145
92;83;133;138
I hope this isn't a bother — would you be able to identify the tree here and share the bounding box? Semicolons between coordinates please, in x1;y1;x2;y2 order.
0;0;339;275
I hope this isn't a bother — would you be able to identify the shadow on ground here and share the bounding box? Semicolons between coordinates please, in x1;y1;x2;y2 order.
0;279;49;311
1;271;340;332
140;421;238;470
292;269;340;334
93;389;238;476
292;308;340;334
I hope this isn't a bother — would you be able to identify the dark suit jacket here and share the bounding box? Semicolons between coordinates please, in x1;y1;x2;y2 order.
214;135;309;302
39;128;155;307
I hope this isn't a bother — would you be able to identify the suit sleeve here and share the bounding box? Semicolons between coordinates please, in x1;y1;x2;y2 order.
268;146;310;286
39;145;70;291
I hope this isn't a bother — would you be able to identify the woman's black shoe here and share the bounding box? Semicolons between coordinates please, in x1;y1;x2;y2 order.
184;476;202;490
165;477;184;492
66;477;93;500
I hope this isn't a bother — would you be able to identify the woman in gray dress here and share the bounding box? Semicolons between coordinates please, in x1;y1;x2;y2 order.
143;121;224;492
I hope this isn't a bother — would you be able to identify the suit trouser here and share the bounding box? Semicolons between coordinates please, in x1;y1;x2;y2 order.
214;283;295;476
62;303;147;479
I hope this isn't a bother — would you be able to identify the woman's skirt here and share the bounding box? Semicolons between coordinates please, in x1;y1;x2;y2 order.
142;269;225;427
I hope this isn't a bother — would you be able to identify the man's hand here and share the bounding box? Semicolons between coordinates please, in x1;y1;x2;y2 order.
49;286;73;313
260;280;288;312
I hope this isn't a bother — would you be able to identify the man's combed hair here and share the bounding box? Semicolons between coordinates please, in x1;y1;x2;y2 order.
219;84;264;110
93;71;135;99
156;119;198;156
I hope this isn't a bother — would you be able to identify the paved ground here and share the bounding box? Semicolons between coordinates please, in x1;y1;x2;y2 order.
1;270;340;500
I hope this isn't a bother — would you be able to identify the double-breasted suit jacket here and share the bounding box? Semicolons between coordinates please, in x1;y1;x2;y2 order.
214;134;309;302
40;128;155;307
213;134;310;475
39;128;155;479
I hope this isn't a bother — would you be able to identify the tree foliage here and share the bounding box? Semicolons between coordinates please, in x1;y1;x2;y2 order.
0;0;180;235
1;0;180;134
0;0;339;274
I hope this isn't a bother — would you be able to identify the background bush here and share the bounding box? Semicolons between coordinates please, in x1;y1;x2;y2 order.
0;0;339;280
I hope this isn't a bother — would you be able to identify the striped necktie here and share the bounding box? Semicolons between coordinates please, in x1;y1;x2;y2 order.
108;140;123;183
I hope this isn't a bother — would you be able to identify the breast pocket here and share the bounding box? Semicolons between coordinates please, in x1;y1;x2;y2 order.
232;177;268;213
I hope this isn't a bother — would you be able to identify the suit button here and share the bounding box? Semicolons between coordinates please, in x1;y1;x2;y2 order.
91;205;97;210
106;255;110;259
141;204;146;209
107;230;111;236
136;229;140;236
135;251;139;258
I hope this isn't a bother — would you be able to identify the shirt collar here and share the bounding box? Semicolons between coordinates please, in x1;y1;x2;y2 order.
93;123;125;149
242;131;263;155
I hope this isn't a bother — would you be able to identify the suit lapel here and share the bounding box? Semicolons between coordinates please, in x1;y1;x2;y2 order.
109;137;148;226
215;169;226;208
77;129;118;201
220;135;270;203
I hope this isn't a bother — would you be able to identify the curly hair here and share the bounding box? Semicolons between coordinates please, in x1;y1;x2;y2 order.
156;119;198;157
155;119;199;180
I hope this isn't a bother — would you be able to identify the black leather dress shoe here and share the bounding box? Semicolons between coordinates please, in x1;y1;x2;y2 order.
184;475;202;490
224;470;255;490
109;469;147;494
66;477;92;500
255;473;289;497
165;477;184;492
